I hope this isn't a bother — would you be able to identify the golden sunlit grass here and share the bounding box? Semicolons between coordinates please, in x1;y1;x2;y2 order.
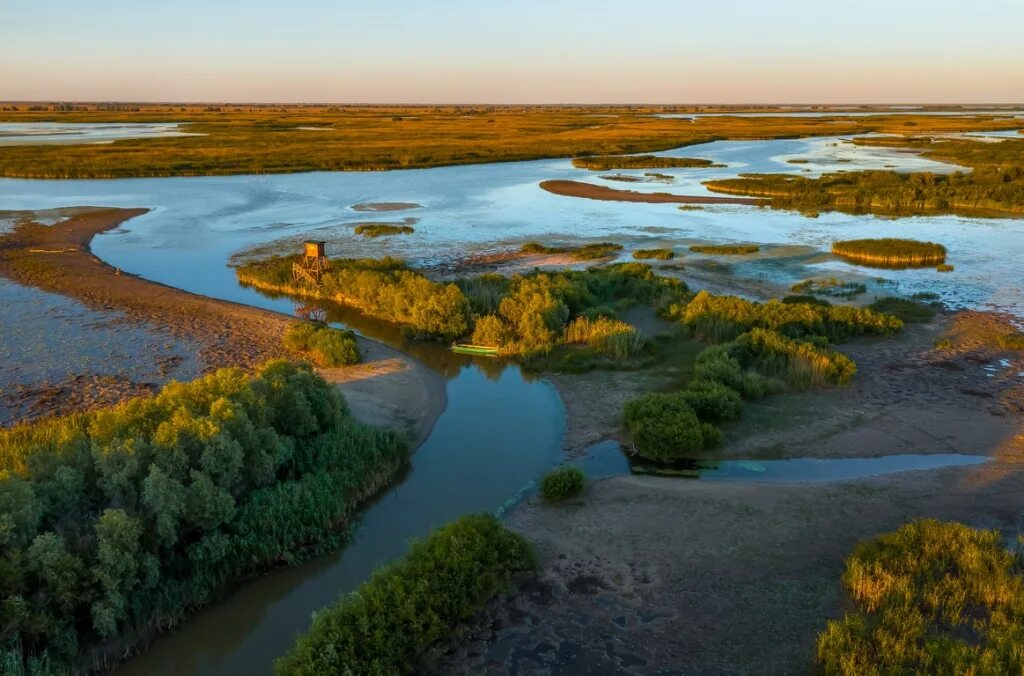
0;104;1020;178
831;238;947;268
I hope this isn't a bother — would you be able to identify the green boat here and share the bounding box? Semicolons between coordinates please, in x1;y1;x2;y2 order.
451;343;499;356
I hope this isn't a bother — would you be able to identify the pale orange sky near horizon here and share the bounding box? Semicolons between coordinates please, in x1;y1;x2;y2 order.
2;0;1023;104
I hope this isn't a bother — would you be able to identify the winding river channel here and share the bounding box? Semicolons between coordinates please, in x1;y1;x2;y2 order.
1;131;1022;673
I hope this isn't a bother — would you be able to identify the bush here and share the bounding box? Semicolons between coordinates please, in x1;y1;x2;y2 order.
563;316;648;359
539;466;586;503
275;514;535;675
283;322;360;367
623;392;707;462
997;332;1024;350
0;361;408;672
680;381;742;420
817;520;1024;674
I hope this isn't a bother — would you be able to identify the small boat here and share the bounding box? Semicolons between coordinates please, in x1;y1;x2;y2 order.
451;343;499;356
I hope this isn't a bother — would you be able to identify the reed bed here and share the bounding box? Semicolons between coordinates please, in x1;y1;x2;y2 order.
690;244;760;255
831;238;947;268
353;224;414;237
632;248;675;260
573;155;718;170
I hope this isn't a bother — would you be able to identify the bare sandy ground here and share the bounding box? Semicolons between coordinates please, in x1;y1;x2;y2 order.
0;207;446;438
540;179;768;205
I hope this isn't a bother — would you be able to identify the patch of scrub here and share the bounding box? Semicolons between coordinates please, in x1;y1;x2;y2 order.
351;201;422;212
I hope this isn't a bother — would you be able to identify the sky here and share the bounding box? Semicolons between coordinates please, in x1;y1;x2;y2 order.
2;0;1023;104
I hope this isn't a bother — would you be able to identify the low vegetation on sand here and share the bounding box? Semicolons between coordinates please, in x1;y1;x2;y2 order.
703;137;1024;218
274;514;535;675
572;155;718;170
353;223;414;237
1;105;1019;178
520;241;624;261
539;466;586;503
868;296;939;323
790;277;866;298
236;255;471;340
997;332;1024;350
0;361;408;673
283;322;360;367
817;520;1024;674
689;244;760;255
831;238;947;268
632;248;675;261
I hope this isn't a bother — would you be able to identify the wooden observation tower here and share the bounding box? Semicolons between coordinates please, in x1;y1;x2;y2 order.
292;240;330;285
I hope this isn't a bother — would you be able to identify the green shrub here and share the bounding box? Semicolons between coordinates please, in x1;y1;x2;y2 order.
275;514;535;675
817;520;1024;674
680;381;742;420
0;361;408;672
782;294;831;307
623;392;708;462
632;248;675;261
539;466;586;503
283;322;360;367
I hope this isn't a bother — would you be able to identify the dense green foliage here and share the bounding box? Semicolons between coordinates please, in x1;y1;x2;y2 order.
632;248;675;260
283;322;360;367
689;244;760;255
790;277;866;298
0;361;408;672
672;290;903;343
868;296;939;324
539;466;586;503
471;264;686;357
572;155;718;170
353;224;414;237
817;520;1024;674
704;137;1024;217
732;328;856;386
275;514;535;675
236;255;470;340
623;393;711;461
831;238;947;268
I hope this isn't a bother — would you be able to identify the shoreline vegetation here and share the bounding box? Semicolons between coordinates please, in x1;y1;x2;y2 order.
1;105;1020;178
831;238;947;268
572;155;720;170
704;137;1024;217
0;360;409;673
539;180;766;205
353;223;415;237
690;244;760;255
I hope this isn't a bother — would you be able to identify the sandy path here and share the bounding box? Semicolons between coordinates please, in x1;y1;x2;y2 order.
0;207;446;438
540;179;768;205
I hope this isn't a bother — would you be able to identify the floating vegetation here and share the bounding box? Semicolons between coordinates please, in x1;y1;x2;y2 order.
690;244;760;255
573;155;719;170
520;241;624;261
936;263;955;272
539;466;586;503
786;158;810;164
353;223;414;237
817;520;1024;674
632;248;675;260
790;277;867;298
677;205;704;211
831;238;947;268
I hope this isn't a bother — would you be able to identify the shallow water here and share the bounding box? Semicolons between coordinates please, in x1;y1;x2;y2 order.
0;122;199;145
655;110;1024;119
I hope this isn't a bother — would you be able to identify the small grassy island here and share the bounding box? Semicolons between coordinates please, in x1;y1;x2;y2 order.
690;244;760;255
573;155;719;170
520;241;623;261
831;238;947;268
353;223;415;237
632;248;675;260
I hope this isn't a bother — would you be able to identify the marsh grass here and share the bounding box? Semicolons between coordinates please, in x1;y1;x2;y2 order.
997;332;1024;350
733;328;856;387
689;244;760;255
632;248;675;261
572;155;718;170
817;519;1024;674
868;296;938;324
353;224;414;237
831;238;947;268
563;316;649;359
520;241;624;261
790;277;867;298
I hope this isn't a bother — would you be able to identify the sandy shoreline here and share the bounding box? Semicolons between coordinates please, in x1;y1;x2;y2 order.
0;207;447;439
539;179;769;205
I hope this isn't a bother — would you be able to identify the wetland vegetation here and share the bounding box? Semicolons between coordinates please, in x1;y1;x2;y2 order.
539;466;586;503
817;520;1024;674
282;322;360;367
274;514;534;675
831;238;947;268
0;361;407;673
690;244;760;255
572;155;719;170
353;223;415;237
3;105;1020;178
632;248;675;260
